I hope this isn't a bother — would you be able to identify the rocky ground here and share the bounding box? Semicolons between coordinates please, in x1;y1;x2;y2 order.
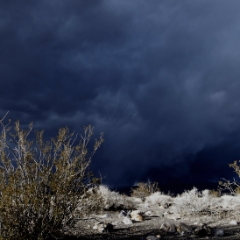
63;187;240;239
64;210;240;239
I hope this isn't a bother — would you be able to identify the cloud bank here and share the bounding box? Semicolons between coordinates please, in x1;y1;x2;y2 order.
1;0;240;185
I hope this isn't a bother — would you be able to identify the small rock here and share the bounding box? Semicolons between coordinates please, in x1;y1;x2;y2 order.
230;220;238;225
177;223;192;235
93;222;114;233
145;210;153;216
112;221;119;226
162;211;171;217
122;217;133;225
160;223;169;232
160;222;176;233
93;222;104;232
119;210;127;218
93;223;99;230
131;210;141;215
168;223;176;233
213;228;224;237
146;235;160;240
130;210;144;222
132;214;143;222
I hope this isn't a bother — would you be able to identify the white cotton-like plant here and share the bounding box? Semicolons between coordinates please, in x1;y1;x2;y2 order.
97;185;134;210
220;195;240;211
144;191;173;206
173;188;212;217
202;189;211;198
172;188;237;219
208;195;240;220
132;197;143;204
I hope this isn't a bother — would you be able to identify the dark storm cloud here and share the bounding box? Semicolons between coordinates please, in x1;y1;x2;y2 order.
1;0;240;186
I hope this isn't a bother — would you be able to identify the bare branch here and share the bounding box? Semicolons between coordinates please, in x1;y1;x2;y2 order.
0;111;9;123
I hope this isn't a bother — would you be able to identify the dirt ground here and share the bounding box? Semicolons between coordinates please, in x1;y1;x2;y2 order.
65;211;240;240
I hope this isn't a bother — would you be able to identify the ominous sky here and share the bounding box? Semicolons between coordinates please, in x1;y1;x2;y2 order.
1;0;240;186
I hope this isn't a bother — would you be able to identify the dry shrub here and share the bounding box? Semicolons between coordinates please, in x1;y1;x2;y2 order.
173;188;221;218
219;160;240;195
173;188;233;219
131;180;159;199
74;187;105;217
0;114;103;240
234;186;240;195
208;189;221;198
97;185;135;210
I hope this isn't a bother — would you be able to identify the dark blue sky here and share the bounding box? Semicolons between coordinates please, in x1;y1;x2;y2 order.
1;0;240;186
